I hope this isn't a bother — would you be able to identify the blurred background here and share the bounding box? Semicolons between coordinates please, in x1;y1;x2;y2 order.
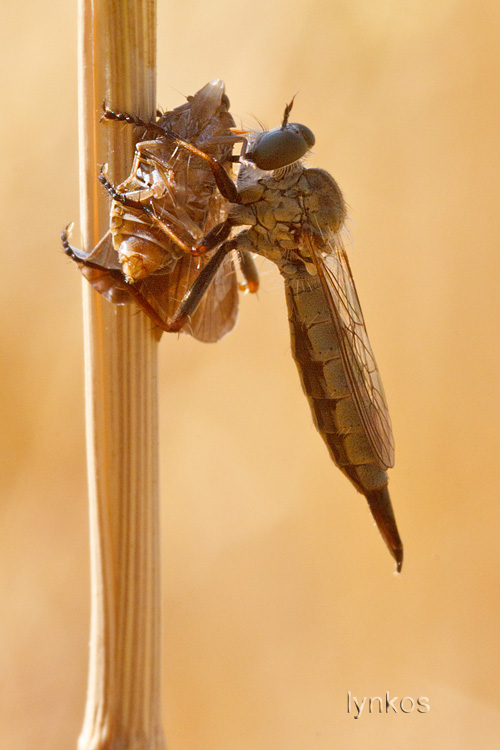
1;0;499;748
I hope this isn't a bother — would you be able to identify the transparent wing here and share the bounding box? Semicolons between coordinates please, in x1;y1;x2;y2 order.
305;232;395;469
133;181;239;343
135;249;238;343
69;232;238;343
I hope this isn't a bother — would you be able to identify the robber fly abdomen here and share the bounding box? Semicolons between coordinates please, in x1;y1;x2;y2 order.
284;271;399;556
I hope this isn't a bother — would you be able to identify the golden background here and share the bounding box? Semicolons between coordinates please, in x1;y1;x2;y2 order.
1;0;499;747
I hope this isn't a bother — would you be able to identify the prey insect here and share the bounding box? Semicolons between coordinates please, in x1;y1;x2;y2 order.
62;79;259;342
63;82;403;570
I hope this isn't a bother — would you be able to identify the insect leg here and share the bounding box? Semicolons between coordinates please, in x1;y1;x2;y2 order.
237;251;259;293
193;218;235;253
103;104;241;202
101;103;165;137
63;225;238;333
154;131;242;204
186;219;259;294
61;226;85;261
143;225;258;332
186;216;258;293
62;227;90;261
98;168;201;256
122;141;172;196
191;218;259;292
145;240;237;333
61;228;133;304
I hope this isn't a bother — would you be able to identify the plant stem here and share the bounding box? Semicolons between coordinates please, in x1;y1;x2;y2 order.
76;1;165;748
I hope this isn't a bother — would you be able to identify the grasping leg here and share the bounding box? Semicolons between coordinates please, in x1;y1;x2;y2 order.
98;167;203;257
102;105;243;204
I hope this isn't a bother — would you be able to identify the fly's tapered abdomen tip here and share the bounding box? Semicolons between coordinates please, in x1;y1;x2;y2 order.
365;487;404;573
394;546;404;574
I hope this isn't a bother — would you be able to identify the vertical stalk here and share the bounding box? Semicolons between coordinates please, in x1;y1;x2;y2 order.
76;1;165;749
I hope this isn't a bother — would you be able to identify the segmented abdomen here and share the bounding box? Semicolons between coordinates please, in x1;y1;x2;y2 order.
284;275;388;495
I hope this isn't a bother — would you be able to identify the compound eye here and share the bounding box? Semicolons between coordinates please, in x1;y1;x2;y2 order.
294;123;315;149
246;122;315;171
221;93;230;110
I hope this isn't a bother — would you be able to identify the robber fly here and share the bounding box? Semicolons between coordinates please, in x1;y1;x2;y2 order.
62;79;258;342
219;102;403;570
63;85;403;570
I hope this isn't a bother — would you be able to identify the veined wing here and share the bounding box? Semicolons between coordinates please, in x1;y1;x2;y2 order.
304;231;395;469
69;231;238;343
136;171;239;343
135;248;238;343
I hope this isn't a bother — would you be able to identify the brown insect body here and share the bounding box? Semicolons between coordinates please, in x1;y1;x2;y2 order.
71;80;244;342
226;160;403;570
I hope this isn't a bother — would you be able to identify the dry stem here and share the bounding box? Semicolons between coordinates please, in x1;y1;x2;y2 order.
76;1;164;748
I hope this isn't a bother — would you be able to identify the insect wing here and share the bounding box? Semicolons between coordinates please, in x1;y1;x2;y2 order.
134;249;238;342
306;233;395;469
71;234;238;342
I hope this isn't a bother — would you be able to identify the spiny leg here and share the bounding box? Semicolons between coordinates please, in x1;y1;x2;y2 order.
188;220;258;293
98;167;206;256
62;224;250;333
101;167;258;292
165;135;242;204
102;103;242;204
162;241;236;332
61;225;91;263
62;224;226;332
61;226;134;304
101;103;165;137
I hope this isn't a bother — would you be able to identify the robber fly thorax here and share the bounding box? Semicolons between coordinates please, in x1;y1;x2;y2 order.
230;161;345;273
